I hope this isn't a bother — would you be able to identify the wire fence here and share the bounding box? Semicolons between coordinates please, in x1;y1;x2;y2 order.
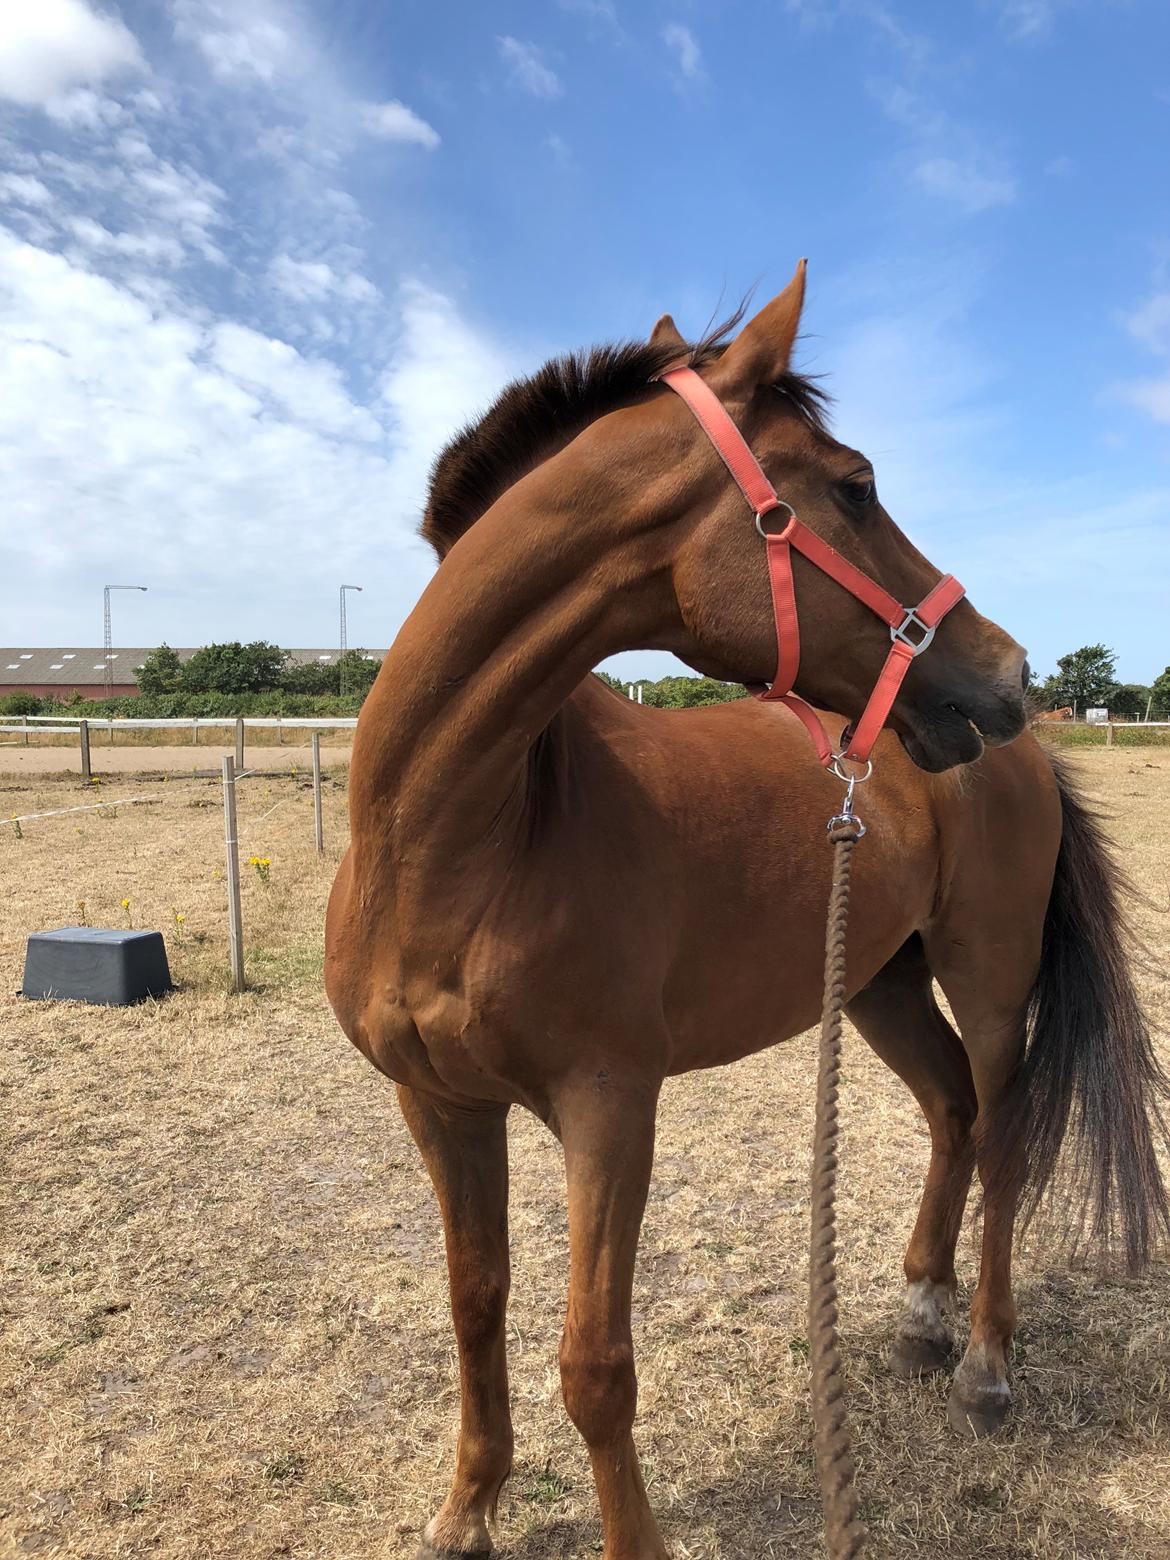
5;746;333;995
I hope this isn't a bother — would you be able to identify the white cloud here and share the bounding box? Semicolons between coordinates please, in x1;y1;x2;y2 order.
209;321;382;441
44;86;129;128
872;83;1019;214
379;280;521;506
0;0;142;108
913;155;1017;213
1123;292;1170;356
1116;290;1170;427
998;0;1054;40
66;215;185;266
1118;376;1170;424
172;0;293;84
268;253;379;305
497;37;563;100
358;99;441;149
0;221;520;639
0;174;52;207
662;23;704;82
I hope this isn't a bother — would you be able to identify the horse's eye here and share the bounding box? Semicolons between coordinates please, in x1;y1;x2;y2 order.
843;478;875;507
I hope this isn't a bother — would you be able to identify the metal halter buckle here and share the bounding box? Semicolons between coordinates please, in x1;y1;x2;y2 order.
890;608;936;656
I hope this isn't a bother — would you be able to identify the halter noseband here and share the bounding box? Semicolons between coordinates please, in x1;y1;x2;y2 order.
657;365;966;770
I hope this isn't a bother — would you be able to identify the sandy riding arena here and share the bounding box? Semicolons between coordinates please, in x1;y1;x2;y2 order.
2;749;1168;1559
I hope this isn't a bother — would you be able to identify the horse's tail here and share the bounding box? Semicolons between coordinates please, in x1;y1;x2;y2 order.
981;754;1169;1270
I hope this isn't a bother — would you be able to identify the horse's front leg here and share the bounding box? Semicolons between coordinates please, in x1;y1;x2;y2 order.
397;1085;513;1559
555;1074;668;1560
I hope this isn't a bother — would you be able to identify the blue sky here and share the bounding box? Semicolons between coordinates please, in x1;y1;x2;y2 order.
1;0;1168;685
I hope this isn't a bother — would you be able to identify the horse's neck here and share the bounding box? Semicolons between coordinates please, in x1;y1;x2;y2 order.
350;476;663;864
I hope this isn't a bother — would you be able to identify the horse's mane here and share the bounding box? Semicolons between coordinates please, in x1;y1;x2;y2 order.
420;314;832;559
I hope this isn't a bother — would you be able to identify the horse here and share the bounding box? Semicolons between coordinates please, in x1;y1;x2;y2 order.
325;263;1168;1560
1032;706;1074;722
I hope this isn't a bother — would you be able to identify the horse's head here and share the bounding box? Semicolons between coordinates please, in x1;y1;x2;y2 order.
643;262;1028;772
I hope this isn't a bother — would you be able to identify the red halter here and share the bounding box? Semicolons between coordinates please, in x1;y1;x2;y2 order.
658;366;966;768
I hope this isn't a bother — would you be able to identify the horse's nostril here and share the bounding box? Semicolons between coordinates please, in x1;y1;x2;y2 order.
1021;659;1031;693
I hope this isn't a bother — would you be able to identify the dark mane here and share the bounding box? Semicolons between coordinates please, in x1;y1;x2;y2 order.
420;320;832;559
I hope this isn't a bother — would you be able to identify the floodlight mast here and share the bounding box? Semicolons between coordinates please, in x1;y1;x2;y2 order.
339;584;362;695
103;585;148;693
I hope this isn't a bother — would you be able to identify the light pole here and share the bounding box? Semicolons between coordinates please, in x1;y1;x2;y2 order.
339;584;362;695
103;584;148;693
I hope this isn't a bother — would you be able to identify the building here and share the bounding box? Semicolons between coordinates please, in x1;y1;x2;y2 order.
0;649;382;702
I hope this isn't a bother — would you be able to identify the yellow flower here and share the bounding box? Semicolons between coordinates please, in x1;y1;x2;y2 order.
121;898;130;910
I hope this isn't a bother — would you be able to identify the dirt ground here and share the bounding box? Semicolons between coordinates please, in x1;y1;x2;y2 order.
1;748;1168;1559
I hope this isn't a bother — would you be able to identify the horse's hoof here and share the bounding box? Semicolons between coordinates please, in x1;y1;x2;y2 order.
891;1330;954;1378
947;1386;1010;1438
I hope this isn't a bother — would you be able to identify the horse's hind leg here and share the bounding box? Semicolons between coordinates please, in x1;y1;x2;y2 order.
924;914;1040;1438
397;1086;513;1559
847;935;977;1377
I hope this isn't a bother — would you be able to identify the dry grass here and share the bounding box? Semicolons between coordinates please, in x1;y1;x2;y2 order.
1;750;1168;1559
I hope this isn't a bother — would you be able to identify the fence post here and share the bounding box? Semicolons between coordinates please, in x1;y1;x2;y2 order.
22;717;29;746
278;717;283;747
79;719;91;783
222;756;245;993
312;731;324;856
235;717;245;772
192;718;198;748
1106;721;1115;748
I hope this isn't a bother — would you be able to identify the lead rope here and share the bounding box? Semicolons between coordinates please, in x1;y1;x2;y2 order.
809;784;868;1558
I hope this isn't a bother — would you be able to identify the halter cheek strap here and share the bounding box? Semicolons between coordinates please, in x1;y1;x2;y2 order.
657;365;965;767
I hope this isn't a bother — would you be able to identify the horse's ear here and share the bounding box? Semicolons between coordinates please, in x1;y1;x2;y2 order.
708;259;807;396
650;313;687;351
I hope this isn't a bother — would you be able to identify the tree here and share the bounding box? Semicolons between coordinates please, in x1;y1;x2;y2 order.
1151;667;1170;720
280;650;383;697
1109;684;1151;721
1042;644;1118;713
592;672;748;708
639;676;748;709
136;644;185;696
181;641;287;695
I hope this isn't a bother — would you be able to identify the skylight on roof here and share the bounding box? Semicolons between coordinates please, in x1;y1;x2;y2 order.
19;653;32;659
50;663;63;670
318;654;332;661
6;664;18;670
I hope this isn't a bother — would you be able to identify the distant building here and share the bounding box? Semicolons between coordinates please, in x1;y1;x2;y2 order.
0;649;383;701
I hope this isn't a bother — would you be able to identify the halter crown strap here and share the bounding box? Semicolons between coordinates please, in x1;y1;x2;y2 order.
657;365;966;767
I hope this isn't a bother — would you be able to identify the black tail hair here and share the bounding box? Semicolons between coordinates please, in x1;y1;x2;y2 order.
980;755;1170;1270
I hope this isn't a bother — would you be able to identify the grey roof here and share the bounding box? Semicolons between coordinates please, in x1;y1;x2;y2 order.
0;649;385;686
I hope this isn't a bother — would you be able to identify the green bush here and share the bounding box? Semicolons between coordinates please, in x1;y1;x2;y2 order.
0;692;45;716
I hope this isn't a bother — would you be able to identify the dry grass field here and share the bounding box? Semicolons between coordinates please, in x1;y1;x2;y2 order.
2;748;1168;1560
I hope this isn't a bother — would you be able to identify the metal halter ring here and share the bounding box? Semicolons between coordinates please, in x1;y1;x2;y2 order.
829;753;873;785
755;500;796;539
891;608;936;656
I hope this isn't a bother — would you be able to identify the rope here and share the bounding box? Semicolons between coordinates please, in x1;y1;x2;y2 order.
809;819;867;1558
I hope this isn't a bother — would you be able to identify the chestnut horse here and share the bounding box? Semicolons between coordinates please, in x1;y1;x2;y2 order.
325;265;1168;1560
